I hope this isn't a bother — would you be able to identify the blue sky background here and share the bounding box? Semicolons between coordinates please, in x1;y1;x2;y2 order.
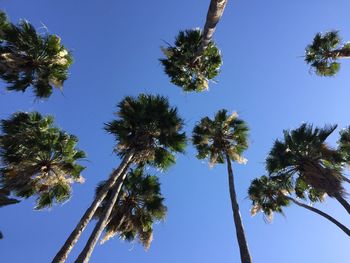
1;0;350;262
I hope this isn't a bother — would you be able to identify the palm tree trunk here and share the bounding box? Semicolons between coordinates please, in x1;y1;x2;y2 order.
193;0;228;60
285;196;350;236
75;170;128;263
225;154;252;263
341;175;350;184
334;193;350;214
52;151;134;263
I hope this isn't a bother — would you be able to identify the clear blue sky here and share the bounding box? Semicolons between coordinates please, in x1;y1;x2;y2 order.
1;0;350;262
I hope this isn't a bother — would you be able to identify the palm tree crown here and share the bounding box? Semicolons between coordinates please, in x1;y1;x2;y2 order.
105;94;187;170
94;168;167;249
305;31;350;76
160;29;222;92
266;123;345;198
0;112;85;209
0;11;72;98
192;109;248;166
248;175;292;221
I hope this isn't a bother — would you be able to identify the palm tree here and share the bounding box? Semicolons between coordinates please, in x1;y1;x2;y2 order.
266;123;350;214
160;29;222;92
0;112;85;209
192;110;252;263
53;94;186;263
305;31;350;76
93;168;167;250
0;11;72;98
160;0;227;92
248;175;350;236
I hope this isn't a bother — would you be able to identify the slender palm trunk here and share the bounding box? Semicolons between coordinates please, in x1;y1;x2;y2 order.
331;48;350;59
285;196;350;236
341;175;350;184
193;0;228;60
226;154;252;263
52;151;134;263
334;193;350;214
75;170;128;263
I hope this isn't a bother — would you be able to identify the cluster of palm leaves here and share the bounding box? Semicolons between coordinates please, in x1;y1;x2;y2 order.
0;11;72;98
160;29;222;92
248;124;350;236
0;112;85;209
305;31;350;76
94;168;167;249
160;0;227;92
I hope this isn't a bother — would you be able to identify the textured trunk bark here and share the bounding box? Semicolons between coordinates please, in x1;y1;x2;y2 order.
226;154;252;263
285;196;350;236
334;193;350;214
52;151;134;263
75;171;128;263
193;0;228;60
332;48;350;59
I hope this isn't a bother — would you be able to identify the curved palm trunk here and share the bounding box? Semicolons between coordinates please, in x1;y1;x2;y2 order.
334;193;350;214
226;154;252;263
75;171;128;263
285;196;350;236
52;151;134;263
193;0;228;60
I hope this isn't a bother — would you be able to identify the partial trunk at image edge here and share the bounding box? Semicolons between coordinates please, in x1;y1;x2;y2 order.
193;0;228;60
52;151;134;263
285;196;350;236
226;154;253;263
75;171;128;263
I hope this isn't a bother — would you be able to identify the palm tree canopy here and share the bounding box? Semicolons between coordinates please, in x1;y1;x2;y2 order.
249;174;327;222
105;94;187;170
248;175;291;220
0;112;85;209
305;31;350;76
192;109;248;166
266;123;345;197
338;126;350;163
0;11;72;98
94;168;167;249
160;29;222;92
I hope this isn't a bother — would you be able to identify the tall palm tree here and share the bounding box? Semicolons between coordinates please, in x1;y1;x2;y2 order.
0;112;85;209
192;110;252;263
93;168;166;250
248;175;350;236
266;123;350;214
53;94;186;263
160;0;227;92
305;31;350;76
0;11;72;98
